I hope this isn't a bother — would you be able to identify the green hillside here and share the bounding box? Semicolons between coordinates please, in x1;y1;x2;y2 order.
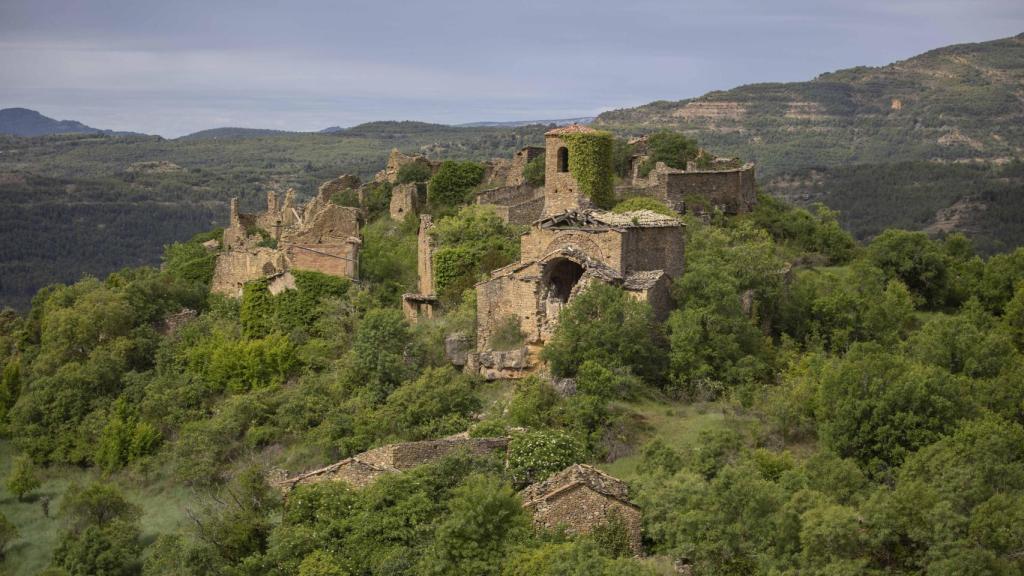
596;34;1024;250
0;124;548;310
596;34;1024;171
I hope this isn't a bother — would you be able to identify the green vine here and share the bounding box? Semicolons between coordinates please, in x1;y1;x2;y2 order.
562;131;615;209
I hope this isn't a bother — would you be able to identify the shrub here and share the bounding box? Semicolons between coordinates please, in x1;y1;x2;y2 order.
522;155;545;187
638;131;699;176
507;429;585;487
427;160;485;208
0;511;18;560
430;205;522;304
490;315;525;351
612;196;677;217
6;454;40;500
397;161;433;184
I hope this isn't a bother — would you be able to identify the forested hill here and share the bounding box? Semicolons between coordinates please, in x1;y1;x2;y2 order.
0;123;548;310
595;33;1024;169
596;34;1024;251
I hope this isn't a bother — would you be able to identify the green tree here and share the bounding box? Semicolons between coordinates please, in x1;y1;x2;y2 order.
638;130;699;176
55;483;143;576
6;454;40;500
541;283;664;381
816;343;966;477
522;155;545;187
427;160;485;208
867;229;949;308
430;205;522;304
396;161;432;184
503;540;657;576
346;308;415;400
419;474;532;576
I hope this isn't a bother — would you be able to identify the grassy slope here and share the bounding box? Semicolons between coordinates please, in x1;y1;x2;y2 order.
0;441;192;575
600;399;759;480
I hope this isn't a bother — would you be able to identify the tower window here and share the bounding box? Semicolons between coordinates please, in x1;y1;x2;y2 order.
557;147;569;173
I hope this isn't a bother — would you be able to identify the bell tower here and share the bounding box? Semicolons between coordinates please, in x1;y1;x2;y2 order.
542;124;601;217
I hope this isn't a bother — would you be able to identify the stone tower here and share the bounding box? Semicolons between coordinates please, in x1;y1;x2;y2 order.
542;124;603;217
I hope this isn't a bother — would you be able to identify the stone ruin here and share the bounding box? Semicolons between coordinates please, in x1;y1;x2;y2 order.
520;464;643;555
620;135;757;215
211;175;363;297
402;214;439;322
272;436;510;492
272;437;642;554
469;125;687;379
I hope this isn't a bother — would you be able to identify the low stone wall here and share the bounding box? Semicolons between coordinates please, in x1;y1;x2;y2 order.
274;436;509;492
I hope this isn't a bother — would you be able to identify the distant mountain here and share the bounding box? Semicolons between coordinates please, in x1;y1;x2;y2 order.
0;107;145;137
457;117;595;128
596;33;1024;173
596;33;1024;250
178;127;302;140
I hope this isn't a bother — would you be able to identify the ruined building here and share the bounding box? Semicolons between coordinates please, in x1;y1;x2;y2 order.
470;125;686;379
211;175;363;297
273;436;510;492
621;136;757;215
402;215;438;321
472;145;547;225
272;438;641;554
520;464;643;555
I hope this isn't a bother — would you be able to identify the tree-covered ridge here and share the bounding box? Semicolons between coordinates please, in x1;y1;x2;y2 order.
595;34;1024;171
4;174;1024;574
0;123;550;311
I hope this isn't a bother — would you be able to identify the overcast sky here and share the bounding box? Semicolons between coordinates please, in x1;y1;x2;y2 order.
1;0;1021;138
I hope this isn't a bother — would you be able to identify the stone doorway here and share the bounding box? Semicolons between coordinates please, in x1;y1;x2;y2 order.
544;258;584;303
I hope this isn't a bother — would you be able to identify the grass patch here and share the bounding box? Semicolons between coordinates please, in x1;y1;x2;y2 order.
599;398;756;480
0;441;193;575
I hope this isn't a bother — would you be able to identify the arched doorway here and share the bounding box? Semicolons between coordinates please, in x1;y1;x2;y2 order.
544;258;584;303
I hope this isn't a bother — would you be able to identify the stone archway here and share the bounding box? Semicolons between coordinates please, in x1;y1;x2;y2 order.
543;257;585;304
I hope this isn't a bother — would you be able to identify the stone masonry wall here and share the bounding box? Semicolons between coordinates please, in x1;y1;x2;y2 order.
663;164;756;214
389;183;424;221
520;227;625;273
524;484;643;554
543;134;593;217
621;226;686;278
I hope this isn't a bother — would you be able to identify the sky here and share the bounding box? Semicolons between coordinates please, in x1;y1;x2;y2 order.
0;0;1021;138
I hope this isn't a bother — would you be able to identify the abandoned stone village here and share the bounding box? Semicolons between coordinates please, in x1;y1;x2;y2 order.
211;125;757;552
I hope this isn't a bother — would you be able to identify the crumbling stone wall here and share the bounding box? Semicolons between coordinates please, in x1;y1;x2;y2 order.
389;182;424;221
524;483;643;554
519;464;642;554
403;215;438;322
212;177;363;297
374;149;439;184
507;146;544;186
274;437;509;492
623;162;757;215
474;183;545;225
210;247;287;297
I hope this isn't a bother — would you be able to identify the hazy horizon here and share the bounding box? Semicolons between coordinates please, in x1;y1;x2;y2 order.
1;0;1022;138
